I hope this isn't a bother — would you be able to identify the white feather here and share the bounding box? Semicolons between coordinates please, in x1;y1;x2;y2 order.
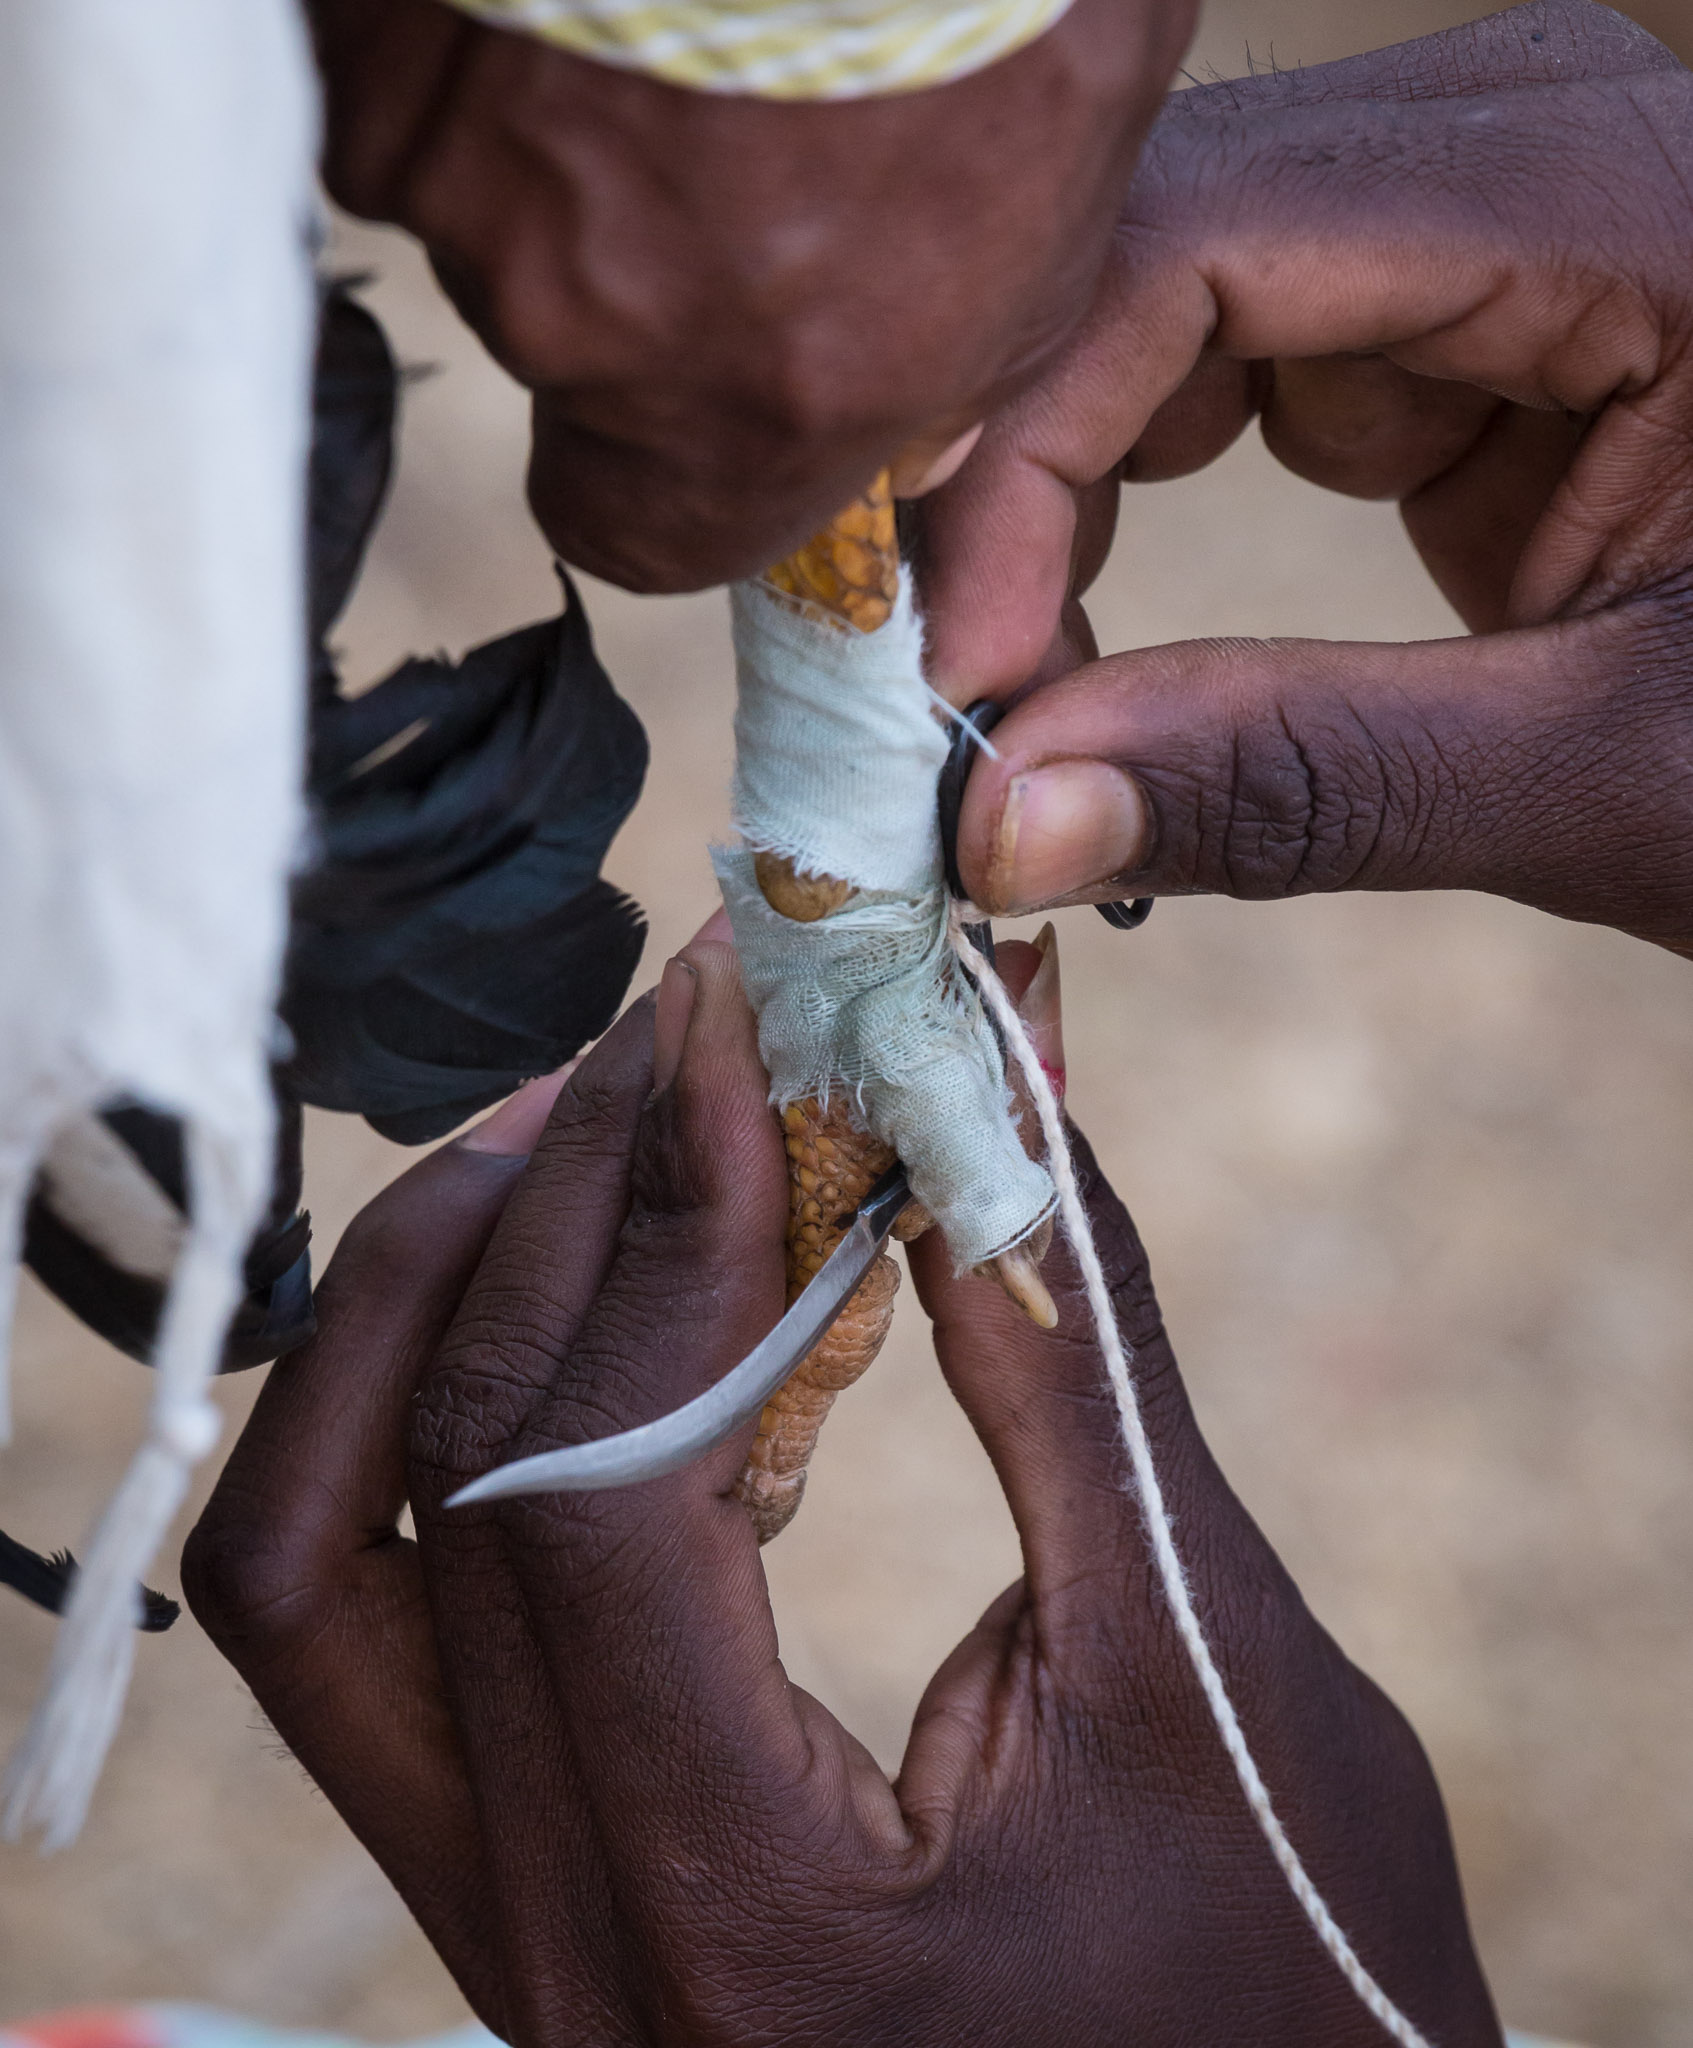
0;0;316;1846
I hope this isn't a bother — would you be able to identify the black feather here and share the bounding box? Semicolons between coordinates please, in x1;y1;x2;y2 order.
308;279;397;706
14;276;650;1388
22;1091;316;1373
0;1527;179;1631
281;282;649;1142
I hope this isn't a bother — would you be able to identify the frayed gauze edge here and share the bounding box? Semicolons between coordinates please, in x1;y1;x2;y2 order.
715;850;1053;1269
721;572;1054;1272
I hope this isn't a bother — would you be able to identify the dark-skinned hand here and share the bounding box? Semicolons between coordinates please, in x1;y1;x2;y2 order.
919;0;1693;963
302;0;1192;591
185;938;1500;2046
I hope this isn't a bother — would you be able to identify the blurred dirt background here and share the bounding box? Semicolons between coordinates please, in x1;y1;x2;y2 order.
5;2;1693;2041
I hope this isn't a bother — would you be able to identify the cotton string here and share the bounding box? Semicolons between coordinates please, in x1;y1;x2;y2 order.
950;909;1435;2048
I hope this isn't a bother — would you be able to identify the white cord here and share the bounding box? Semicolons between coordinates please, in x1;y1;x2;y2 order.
950;908;1434;2048
919;681;1001;760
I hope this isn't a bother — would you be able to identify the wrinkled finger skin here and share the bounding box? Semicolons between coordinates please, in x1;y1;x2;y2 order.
191;944;1500;2046
926;1;1693;960
183;1135;532;2029
303;0;1193;591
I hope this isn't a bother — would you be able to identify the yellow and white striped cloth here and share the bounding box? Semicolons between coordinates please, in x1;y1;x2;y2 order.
439;0;1074;98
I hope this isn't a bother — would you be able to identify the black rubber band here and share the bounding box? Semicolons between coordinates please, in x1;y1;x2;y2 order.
1096;897;1154;931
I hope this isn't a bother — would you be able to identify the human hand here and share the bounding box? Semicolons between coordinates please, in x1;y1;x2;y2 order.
921;1;1693;960
302;0;1192;592
185;938;1499;2046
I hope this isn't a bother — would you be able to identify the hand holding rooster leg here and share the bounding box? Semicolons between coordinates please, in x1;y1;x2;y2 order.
187;937;1499;2048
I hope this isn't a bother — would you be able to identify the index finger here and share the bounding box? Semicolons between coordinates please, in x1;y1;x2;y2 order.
184;1128;536;2023
412;947;890;1877
920;0;1687;697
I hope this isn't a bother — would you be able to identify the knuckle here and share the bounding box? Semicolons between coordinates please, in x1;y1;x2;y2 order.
758;335;881;453
181;1489;330;1658
545;1050;647;1160
1214;710;1367;896
1164;685;1459;900
528;443;766;594
406;1256;603;1500
409;1349;540;1491
731;297;947;474
317;1184;407;1280
477;263;585;390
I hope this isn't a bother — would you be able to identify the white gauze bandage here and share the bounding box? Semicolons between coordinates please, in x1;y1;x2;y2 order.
719;563;1437;2048
713;572;1053;1271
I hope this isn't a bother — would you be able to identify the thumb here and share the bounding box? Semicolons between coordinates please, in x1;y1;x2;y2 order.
920;0;1687;702
905;929;1285;1651
955;613;1693;953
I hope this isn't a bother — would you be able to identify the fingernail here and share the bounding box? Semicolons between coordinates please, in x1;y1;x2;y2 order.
460;1063;578;1156
889;421;984;496
985;760;1147;914
1017;922;1066;1102
651;957;699;1097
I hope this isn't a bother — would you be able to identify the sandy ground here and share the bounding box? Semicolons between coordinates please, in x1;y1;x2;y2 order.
5;3;1693;2043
